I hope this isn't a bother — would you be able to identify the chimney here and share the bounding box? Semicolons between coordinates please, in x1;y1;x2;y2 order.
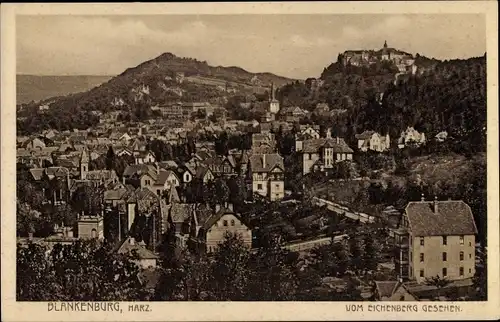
421;193;425;202
28;232;34;241
262;154;266;166
326;129;331;139
336;137;340;144
227;203;234;212
129;237;135;245
215;204;221;213
433;196;438;213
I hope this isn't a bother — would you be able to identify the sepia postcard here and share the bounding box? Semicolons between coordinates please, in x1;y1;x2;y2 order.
1;1;499;321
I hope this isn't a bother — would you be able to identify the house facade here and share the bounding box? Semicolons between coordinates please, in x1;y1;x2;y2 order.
300;130;354;175
394;198;477;284
398;127;426;149
249;153;285;201
199;204;252;253
153;170;180;196
355;131;390;152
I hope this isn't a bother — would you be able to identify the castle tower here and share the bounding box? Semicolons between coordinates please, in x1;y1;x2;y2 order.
80;148;89;180
269;82;280;114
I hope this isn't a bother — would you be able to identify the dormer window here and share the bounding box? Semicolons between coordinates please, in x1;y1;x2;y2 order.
231;219;235;226
223;220;228;227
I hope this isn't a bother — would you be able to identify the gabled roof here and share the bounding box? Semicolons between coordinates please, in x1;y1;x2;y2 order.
44;166;70;178
166;185;180;204
29;168;45;181
104;187;129;201
302;138;353;154
117;237;158;260
195;166;212;179
158;160;179;170
249;153;284;173
154;170;179;186
201;206;248;231
375;281;401;298
355;131;377;140
86;170;116;181
123;164;157;178
405;200;477;236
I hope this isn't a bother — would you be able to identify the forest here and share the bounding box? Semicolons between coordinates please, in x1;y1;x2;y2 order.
277;55;486;153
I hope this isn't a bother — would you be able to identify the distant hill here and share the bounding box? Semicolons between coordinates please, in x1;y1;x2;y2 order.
16;75;113;105
17;52;295;134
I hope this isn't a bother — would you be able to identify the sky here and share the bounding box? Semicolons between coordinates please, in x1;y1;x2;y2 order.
16;14;486;79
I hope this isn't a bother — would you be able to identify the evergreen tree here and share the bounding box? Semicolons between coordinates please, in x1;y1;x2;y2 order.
105;146;116;171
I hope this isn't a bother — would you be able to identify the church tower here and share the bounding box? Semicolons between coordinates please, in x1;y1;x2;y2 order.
384;40;388;49
269;82;280;114
80;148;89;180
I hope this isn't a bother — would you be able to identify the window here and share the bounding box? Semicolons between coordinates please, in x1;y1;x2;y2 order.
442;236;447;245
459;267;464;276
469;242;472;246
420;270;424;277
399;295;405;301
275;184;280;189
469;253;472;259
223;220;228;227
442;268;447;277
308;154;312;160
460;251;464;261
157;190;161;196
442;252;447;261
469;268;472;273
231;220;235;226
420;253;424;262
420;237;425;246
459;235;464;245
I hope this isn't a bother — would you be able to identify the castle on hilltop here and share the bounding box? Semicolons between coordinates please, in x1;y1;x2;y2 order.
340;41;417;74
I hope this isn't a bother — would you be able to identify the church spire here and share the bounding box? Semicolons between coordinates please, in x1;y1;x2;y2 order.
270;82;275;101
384;40;388;49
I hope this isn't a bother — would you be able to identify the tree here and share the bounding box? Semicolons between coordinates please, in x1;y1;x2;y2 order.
473;246;487;300
155;246;211;301
70;185;103;215
247;235;298;300
105;146;116;171
330;161;358;180
17;201;40;237
214;178;230;205
348;235;364;274
207;232;250;300
214;131;229;156
227;176;247;207
362;233;381;272
17;240;148;301
309;239;351;278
